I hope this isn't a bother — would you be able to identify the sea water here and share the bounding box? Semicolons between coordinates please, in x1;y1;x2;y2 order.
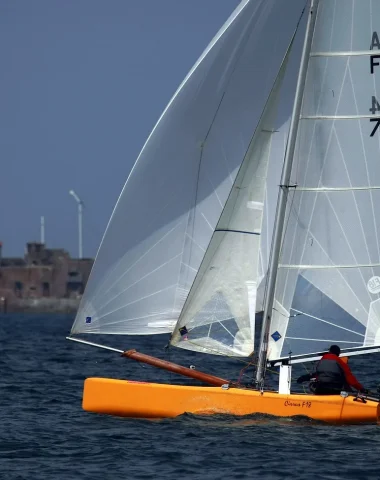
1;314;379;480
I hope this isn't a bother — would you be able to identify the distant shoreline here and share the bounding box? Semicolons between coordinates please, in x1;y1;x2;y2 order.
0;297;80;314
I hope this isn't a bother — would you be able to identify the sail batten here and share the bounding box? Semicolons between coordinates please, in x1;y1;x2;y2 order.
286;337;362;344
295;186;380;191
303;115;380;119
311;50;379;57
270;345;380;366
279;263;380;269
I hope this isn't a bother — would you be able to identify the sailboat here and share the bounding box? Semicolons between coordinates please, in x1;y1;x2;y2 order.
67;0;380;424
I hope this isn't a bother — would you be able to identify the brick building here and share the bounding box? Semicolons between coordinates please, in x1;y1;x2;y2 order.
0;241;93;312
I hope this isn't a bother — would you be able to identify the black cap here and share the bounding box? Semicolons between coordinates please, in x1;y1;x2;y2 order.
329;345;341;356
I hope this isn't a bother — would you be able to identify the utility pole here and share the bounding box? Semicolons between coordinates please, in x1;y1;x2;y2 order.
40;216;45;244
69;190;83;259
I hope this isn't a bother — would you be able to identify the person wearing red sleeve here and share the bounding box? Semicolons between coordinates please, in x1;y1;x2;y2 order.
297;345;367;395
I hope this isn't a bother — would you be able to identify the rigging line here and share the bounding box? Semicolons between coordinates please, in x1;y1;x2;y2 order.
66;336;123;353
237;358;256;383
264;172;270;275
278;176;298;307
302;361;312;374
291;308;365;337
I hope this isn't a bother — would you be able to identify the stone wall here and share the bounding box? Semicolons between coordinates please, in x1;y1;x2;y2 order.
0;242;93;313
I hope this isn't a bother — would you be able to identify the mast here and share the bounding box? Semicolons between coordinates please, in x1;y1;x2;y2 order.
255;0;320;386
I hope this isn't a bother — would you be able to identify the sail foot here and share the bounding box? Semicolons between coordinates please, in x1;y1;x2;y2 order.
122;349;229;387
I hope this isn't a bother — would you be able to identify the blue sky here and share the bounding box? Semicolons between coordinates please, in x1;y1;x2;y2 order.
0;0;239;258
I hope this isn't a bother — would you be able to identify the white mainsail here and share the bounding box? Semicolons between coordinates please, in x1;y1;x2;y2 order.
71;0;306;337
267;0;380;361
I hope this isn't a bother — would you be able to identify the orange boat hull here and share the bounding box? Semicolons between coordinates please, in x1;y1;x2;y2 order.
82;377;380;424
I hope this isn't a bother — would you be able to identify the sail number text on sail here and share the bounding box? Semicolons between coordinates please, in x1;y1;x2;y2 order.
370;32;380;136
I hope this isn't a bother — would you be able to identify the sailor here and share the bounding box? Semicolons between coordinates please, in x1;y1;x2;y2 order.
296;345;368;395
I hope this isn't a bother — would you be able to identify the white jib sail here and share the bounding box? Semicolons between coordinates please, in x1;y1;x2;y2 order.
268;0;380;361
170;43;296;357
71;0;306;336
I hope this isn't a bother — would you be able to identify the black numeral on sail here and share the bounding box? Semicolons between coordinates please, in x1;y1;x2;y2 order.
370;118;380;137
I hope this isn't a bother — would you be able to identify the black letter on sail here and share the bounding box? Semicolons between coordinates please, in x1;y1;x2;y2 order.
370;32;380;50
370;55;380;74
370;96;380;114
